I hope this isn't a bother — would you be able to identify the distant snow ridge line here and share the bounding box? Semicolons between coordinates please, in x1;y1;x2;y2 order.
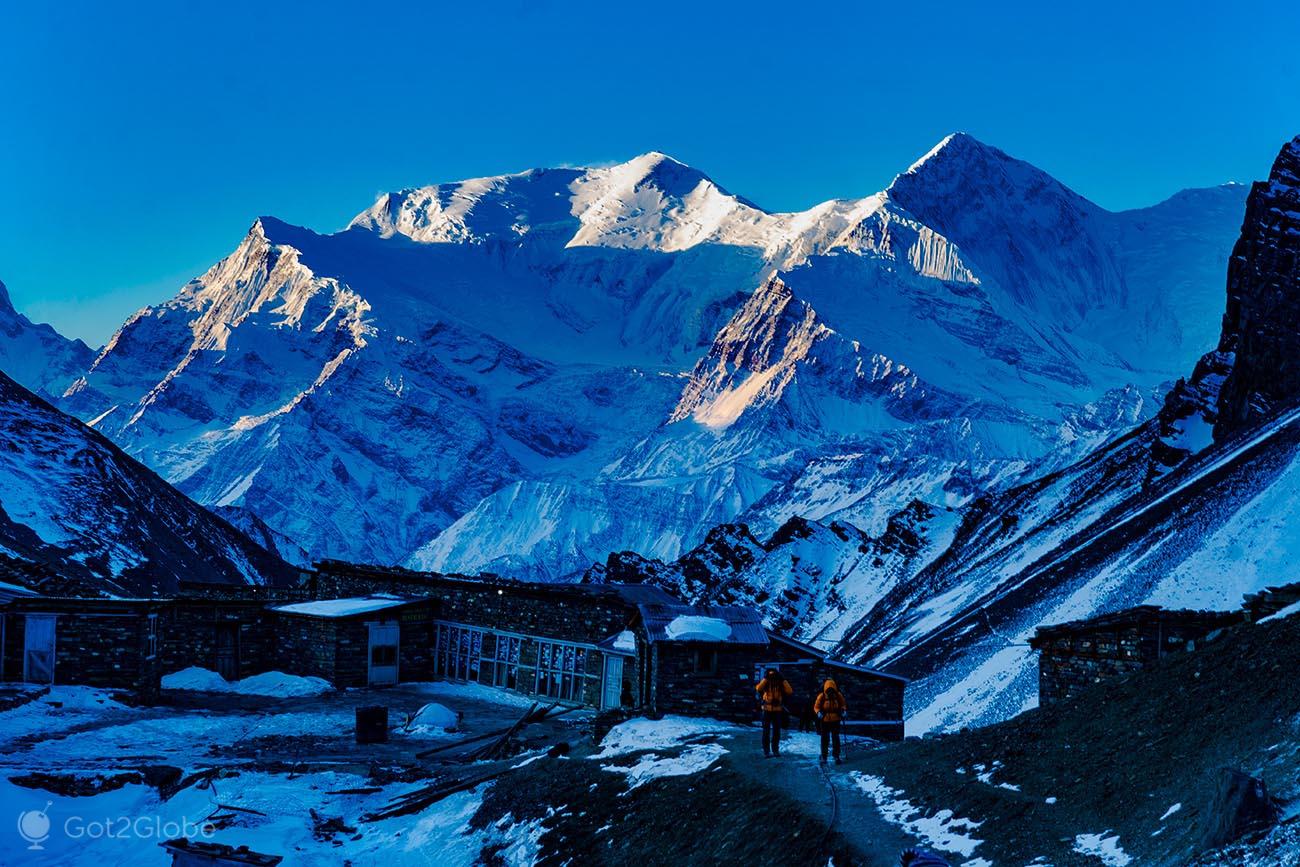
27;135;1245;591
0;278;94;399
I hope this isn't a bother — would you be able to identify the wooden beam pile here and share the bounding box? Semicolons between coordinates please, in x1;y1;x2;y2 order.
414;701;577;762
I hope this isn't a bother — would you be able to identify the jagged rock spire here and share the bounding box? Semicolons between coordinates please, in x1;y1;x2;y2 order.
1215;135;1300;434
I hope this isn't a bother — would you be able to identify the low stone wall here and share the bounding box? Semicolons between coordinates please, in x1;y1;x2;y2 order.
274;616;338;683
1033;609;1242;705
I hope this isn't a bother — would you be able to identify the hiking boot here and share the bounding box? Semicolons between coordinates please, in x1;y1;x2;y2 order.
819;756;827;765
763;752;773;759
835;757;843;765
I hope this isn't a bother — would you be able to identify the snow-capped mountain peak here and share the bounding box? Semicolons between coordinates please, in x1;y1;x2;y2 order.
40;137;1249;589
0;277;95;399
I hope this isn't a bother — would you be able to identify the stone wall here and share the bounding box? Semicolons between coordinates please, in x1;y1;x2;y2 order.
273;604;436;689
816;664;906;740
1;604;162;702
1034;612;1239;705
648;642;906;735
313;565;633;646
274;616;338;683
1036;624;1147;704
654;643;767;721
653;636;821;721
162;600;279;679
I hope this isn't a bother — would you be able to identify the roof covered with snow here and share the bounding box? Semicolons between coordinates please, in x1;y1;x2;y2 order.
639;604;767;645
271;594;426;619
598;629;639;655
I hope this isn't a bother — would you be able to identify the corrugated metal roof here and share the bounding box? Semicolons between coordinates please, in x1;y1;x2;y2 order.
638;603;768;645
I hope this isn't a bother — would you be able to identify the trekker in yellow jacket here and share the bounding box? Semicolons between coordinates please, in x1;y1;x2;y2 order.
815;679;847;764
755;668;792;757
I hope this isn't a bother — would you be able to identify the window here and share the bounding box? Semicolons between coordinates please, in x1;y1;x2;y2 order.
433;622;485;682
535;640;596;703
488;634;523;690
145;614;158;660
692;648;718;674
371;644;397;666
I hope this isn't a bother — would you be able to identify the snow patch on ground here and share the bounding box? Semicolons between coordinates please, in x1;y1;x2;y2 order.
403;702;460;735
1260;599;1300;623
602;743;727;791
594;715;737;758
0;686;131;741
1073;831;1133;866
849;772;986;859
403;680;542;709
161;667;333;697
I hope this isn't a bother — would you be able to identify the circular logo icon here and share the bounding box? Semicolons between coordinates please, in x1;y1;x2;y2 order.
17;802;53;850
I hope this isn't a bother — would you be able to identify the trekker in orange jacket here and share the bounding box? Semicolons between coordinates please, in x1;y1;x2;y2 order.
815;679;847;764
755;668;792;758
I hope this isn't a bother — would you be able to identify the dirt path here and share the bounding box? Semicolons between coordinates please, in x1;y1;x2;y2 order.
722;726;918;865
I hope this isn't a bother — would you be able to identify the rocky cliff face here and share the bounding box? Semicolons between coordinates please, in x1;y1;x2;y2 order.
1149;136;1300;475
1215;135;1300;433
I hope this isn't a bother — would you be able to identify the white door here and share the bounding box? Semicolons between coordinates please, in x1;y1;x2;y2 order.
23;615;56;684
601;655;624;710
367;622;400;686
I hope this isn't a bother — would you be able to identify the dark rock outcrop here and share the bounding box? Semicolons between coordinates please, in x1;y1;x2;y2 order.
1148;135;1300;476
1214;135;1300;434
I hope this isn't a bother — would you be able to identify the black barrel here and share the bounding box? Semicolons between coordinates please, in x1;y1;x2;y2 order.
355;705;389;744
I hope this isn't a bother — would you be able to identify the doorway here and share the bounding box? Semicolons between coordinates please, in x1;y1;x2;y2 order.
601;654;625;710
367;621;400;686
23;614;56;684
215;623;239;681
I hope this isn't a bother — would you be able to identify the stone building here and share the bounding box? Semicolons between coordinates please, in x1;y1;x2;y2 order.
0;557;908;737
312;561;909;735
0;596;167;701
1241;581;1300;622
163;582;309;681
270;596;437;688
1029;606;1243;705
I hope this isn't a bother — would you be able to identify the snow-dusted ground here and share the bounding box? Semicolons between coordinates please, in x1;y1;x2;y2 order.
849;772;988;865
0;683;564;865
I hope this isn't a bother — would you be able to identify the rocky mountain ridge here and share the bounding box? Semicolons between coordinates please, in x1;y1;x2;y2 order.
0;136;1253;610
594;135;1300;733
0;369;297;595
0;278;94;399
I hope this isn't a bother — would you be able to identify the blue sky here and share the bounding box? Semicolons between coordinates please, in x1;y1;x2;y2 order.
2;0;1298;346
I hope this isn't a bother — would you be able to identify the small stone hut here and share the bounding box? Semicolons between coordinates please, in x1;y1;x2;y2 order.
269;595;436;688
163;582;309;681
1;595;167;701
1029;605;1243;705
